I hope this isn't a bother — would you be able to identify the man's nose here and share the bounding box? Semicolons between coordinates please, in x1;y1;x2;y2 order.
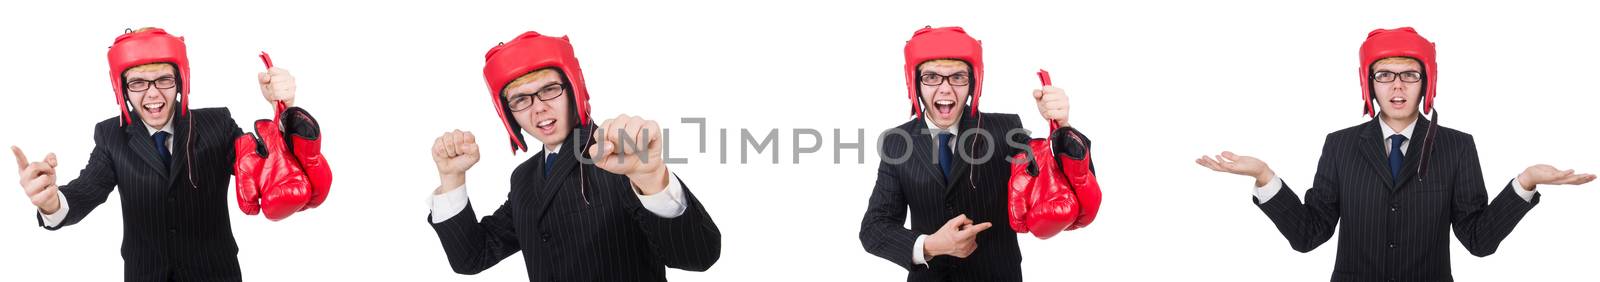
142;88;165;102
529;98;550;113
1388;81;1408;93
935;82;956;96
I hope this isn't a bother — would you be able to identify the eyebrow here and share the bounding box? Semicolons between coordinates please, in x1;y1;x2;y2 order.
920;71;970;75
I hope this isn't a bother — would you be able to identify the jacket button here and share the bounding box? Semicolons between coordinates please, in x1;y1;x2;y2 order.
540;232;552;242
1388;242;1396;248
168;228;177;234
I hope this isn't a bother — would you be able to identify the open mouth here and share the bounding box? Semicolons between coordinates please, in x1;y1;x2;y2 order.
1388;96;1408;108
142;102;166;116
535;118;557;134
933;99;956;117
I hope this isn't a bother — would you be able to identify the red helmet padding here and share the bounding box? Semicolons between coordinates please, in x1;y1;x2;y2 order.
904;26;983;118
107;28;190;125
1358;27;1437;117
482;31;593;153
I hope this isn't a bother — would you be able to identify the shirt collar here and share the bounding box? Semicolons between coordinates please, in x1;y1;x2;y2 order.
1381;117;1418;141
145;120;174;137
922;116;958;137
543;143;563;155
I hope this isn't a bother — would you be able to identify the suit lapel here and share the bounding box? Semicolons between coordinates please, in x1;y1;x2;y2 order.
124;120;169;176
1394;117;1431;190
944;115;979;192
166;114;191;185
1354;118;1395;190
903;121;946;190
531;128;589;225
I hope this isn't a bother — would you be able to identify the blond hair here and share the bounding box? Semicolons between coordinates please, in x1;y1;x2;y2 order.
1374;56;1420;66
125;63;174;73
504;68;562;97
918;59;969;71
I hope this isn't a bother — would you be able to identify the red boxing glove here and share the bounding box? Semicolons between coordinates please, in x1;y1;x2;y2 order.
282;107;331;210
251;117;312;221
1008;135;1080;240
1058;130;1101;231
234;133;266;215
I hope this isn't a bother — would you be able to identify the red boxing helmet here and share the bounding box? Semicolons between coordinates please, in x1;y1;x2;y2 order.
1358;27;1437;117
107;28;191;126
482;31;593;153
904;26;983;118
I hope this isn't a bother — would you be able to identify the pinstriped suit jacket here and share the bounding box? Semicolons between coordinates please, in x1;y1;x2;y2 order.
429;129;721;281
1257;117;1537;282
861;112;1092;282
37;107;246;281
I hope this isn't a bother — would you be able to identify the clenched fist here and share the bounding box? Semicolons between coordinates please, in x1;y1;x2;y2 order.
586;114;671;195
259;67;297;108
432;130;480;194
1033;85;1070;129
12;146;61;214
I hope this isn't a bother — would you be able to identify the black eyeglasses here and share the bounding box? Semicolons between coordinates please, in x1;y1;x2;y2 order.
920;73;971;86
506;83;567;112
127;76;177;92
1372;71;1422;83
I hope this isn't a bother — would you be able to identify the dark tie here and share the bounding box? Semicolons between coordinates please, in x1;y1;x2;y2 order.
938;132;954;180
1388;134;1407;185
152;131;172;167
544;152;559;176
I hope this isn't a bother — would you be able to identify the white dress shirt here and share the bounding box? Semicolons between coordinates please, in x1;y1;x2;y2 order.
428;143;689;224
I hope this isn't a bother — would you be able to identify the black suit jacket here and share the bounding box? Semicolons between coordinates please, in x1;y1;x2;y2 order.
429;129;721;281
37;107;245;281
1257;117;1537;282
860;112;1092;282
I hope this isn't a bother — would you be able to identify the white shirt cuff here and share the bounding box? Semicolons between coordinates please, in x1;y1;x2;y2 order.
1511;177;1537;203
1253;176;1283;204
38;192;69;227
912;234;929;266
428;185;470;224
635;172;688;218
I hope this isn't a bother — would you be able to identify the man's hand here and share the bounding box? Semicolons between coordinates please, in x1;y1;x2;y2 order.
587;114;670;195
1196;151;1276;187
12;146;61;214
1033;85;1070;128
923;214;993;260
259;67;297;108
432;130;480;195
1517;164;1595;191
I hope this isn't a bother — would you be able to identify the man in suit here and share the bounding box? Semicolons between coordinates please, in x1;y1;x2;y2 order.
1196;27;1595;281
425;30;720;281
11;27;307;281
859;26;1094;281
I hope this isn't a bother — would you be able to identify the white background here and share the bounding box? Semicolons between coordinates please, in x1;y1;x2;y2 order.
2;0;1597;281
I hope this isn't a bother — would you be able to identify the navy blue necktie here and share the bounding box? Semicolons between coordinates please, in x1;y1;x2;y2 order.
1388;134;1407;185
938;133;954;180
544;152;559;176
152;131;172;167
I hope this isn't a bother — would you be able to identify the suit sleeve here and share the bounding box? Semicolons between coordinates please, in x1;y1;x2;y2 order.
625;173;722;272
1255;134;1343;253
1449;135;1537;257
217;108;244;175
428;185;522;274
39;124;120;230
859;156;926;271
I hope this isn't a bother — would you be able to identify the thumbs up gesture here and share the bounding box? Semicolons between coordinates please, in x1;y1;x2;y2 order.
12;146;61;214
